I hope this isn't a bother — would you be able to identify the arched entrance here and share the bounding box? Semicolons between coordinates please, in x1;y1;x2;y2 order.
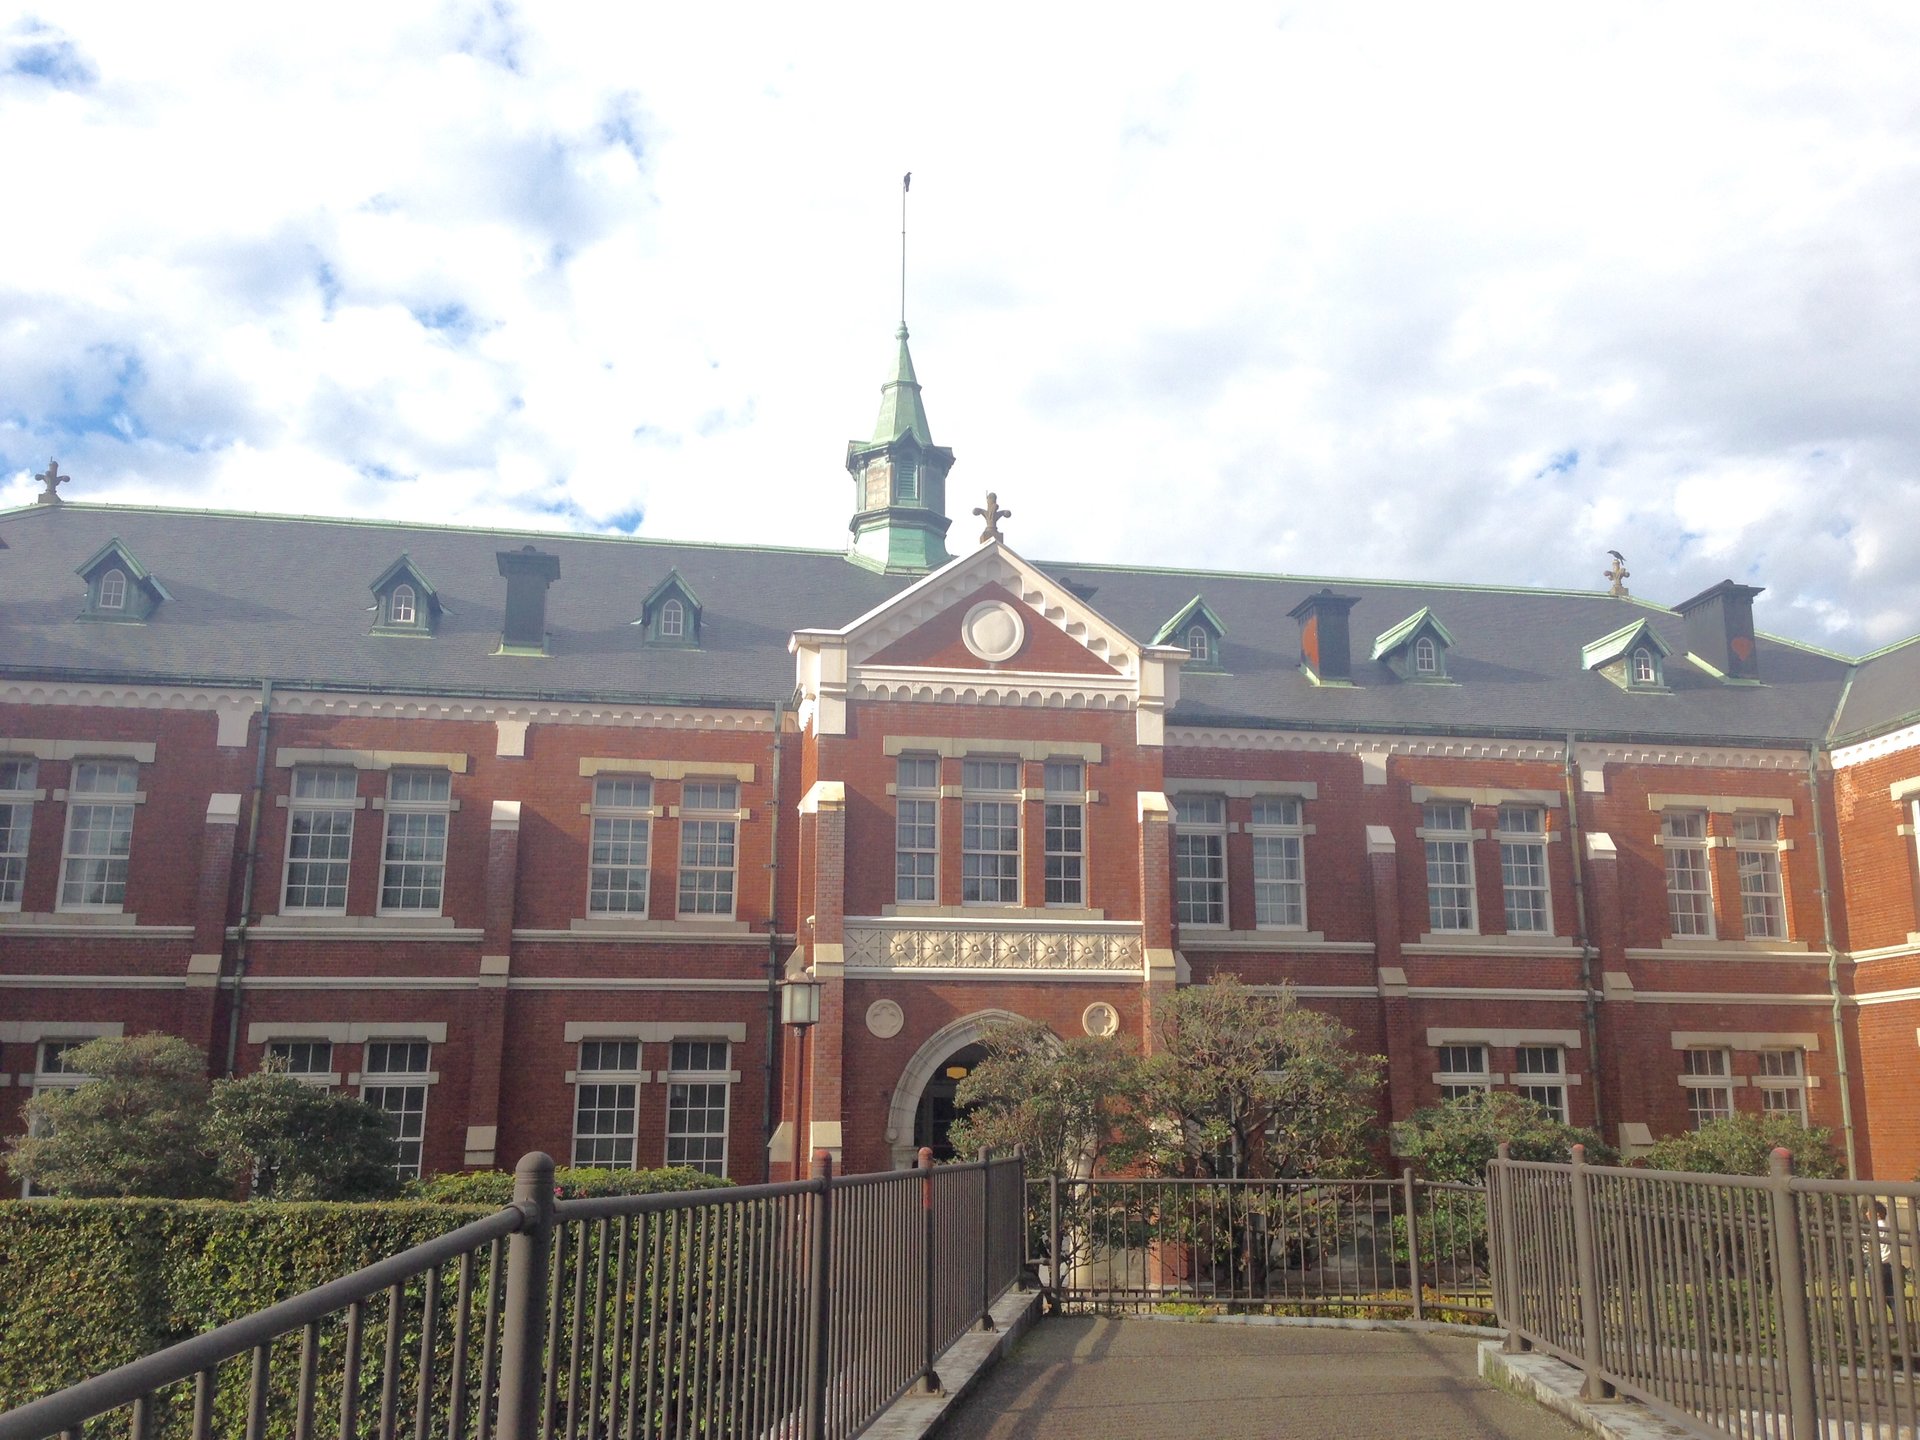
885;1009;1042;1170
912;1042;987;1161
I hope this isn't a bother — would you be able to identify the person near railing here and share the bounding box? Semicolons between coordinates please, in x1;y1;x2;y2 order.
1872;1201;1898;1321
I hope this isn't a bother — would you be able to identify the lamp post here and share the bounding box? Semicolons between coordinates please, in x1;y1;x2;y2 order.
782;975;822;1180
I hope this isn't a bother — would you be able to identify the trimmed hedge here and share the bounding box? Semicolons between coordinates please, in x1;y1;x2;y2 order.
407;1165;732;1205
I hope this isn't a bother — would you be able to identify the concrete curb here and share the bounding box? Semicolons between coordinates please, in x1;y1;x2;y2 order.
863;1287;1046;1440
1131;1311;1502;1338
1479;1342;1705;1440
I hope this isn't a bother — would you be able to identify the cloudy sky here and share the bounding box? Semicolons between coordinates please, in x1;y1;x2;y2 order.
5;4;1919;653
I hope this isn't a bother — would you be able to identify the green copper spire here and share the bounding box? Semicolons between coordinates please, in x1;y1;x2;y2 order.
871;325;933;446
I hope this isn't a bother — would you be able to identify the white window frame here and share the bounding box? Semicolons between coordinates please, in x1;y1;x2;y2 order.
1756;1048;1808;1124
660;598;685;638
961;758;1021;907
1732;812;1786;940
98;569;127;611
572;1039;644;1169
282;767;356;914
1414;635;1438;674
1661;810;1715;938
1681;1047;1734;1129
1422;800;1478;934
895;754;939;905
1173;793;1227;927
362;1038;433;1179
1437;1044;1491;1101
588;776;653;917
379;769;451;916
1187;628;1210;662
390;584;416;625
1251;795;1306;929
1496;805;1551;934
23;1039;94;1196
1632;647;1657;685
264;1038;336;1085
1043;760;1085;908
0;757;38;910
1513;1045;1568;1120
664;1040;732;1175
677;780;739;918
58;759;138;912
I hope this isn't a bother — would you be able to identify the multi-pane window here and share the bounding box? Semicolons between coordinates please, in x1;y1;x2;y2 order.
24;1040;91;1195
1514;1046;1568;1120
363;1040;432;1179
1662;810;1714;937
1414;636;1439;674
99;569;127;610
1497;806;1550;934
391;585;416;624
1423;801;1477;933
1173;794;1227;926
589;778;652;915
573;1039;642;1168
1632;648;1657;684
678;781;739;917
265;1039;333;1081
0;758;37;908
1681;1048;1734;1129
1251;796;1306;928
381;769;450;913
1757;1048;1808;1124
1437;1045;1490;1101
59;759;138;910
660;599;685;638
961;759;1020;905
1187;628;1209;662
665;1041;730;1176
1733;813;1786;940
283;767;356;912
1044;760;1085;907
895;755;939;904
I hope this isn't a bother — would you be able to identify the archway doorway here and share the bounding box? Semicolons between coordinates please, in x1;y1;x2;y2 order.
912;1042;987;1161
885;1009;1038;1170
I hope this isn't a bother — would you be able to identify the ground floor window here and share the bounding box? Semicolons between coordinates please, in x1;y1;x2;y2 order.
1756;1048;1808;1124
1681;1048;1734;1128
1436;1045;1490;1101
573;1039;642;1168
1513;1046;1568;1120
665;1041;730;1175
362;1039;432;1179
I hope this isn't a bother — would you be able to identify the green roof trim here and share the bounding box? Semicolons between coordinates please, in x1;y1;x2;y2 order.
641;567;703;617
1152;595;1228;646
368;551;441;605
1580;618;1672;670
73;536;173;601
1370;607;1454;661
870;325;933;446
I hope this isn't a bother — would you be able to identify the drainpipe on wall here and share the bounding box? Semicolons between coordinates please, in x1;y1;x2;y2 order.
222;678;274;1077
763;696;785;1178
1805;743;1859;1178
1562;734;1605;1135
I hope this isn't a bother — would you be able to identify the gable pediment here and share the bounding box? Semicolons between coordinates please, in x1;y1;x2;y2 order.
864;582;1122;675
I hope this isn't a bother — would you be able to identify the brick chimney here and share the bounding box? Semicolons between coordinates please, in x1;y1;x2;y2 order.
1675;579;1764;681
1286;589;1361;685
496;546;560;655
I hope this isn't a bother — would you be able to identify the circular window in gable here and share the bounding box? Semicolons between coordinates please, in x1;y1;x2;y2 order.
960;600;1026;663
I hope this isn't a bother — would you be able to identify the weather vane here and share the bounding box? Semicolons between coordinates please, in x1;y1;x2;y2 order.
974;492;1010;544
1604;550;1630;599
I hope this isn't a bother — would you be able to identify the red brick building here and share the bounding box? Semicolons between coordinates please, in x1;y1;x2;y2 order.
4;332;1918;1182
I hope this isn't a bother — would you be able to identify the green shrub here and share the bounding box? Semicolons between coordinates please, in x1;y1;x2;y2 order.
1392;1091;1616;1182
406;1165;732;1205
1640;1114;1844;1177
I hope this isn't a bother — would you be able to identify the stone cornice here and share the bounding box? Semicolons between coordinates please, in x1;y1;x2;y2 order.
1166;725;1813;772
1831;719;1920;771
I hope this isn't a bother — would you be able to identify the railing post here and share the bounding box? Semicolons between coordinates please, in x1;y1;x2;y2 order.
914;1147;944;1396
497;1152;556;1440
803;1150;835;1440
1401;1168;1426;1322
1494;1142;1527;1353
1569;1144;1614;1401
978;1152;997;1331
1048;1171;1063;1311
1768;1147;1818;1440
1013;1145;1031;1291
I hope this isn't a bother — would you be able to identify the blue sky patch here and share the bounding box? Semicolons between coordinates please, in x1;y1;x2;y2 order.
5;21;97;90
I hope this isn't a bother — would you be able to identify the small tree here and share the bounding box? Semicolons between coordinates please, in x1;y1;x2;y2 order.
1393;1091;1616;1182
1139;976;1383;1179
1641;1114;1844;1178
948;1022;1146;1176
206;1072;404;1200
4;1034;220;1197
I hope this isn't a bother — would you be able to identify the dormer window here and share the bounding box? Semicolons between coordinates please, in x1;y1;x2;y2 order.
1632;648;1656;685
76;538;169;622
1188;628;1210;662
98;569;127;611
391;585;417;625
369;555;441;637
1581;618;1672;693
1414;635;1438;674
1154;595;1227;673
1372;608;1455;682
639;570;703;648
661;599;685;639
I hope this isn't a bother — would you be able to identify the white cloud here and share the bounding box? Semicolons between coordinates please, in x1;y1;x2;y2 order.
4;1;1920;650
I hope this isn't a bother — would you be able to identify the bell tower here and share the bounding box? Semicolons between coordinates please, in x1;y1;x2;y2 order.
844;324;954;573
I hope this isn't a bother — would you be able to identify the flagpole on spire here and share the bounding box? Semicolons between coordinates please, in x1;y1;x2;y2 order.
900;171;911;331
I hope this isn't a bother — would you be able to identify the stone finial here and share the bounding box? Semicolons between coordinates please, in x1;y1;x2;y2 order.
974;491;1010;544
1604;549;1630;599
34;459;69;506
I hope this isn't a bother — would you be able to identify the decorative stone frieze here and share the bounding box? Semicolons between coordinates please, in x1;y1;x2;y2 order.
844;920;1143;972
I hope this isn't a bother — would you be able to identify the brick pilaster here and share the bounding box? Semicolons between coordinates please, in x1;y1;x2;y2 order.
1581;831;1640;1150
802;781;846;1173
184;792;242;1064
1138;791;1176;1045
1367;825;1418;1123
463;799;520;1168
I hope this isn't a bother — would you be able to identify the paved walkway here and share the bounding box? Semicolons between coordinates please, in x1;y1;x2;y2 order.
939;1318;1587;1440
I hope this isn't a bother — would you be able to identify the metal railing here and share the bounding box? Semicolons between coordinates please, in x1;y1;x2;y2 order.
0;1148;1028;1440
1026;1172;1493;1320
1489;1143;1920;1440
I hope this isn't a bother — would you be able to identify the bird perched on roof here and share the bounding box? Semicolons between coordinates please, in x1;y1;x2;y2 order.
1604;551;1630;599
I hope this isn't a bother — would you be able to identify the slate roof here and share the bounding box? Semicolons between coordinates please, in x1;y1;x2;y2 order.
0;500;1906;748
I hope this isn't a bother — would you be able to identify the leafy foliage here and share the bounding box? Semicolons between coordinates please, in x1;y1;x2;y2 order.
1641;1114;1844;1178
407;1165;732;1204
205;1073;403;1200
948;1022;1146;1176
1392;1091;1616;1182
4;1035;220;1198
1139;976;1384;1178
